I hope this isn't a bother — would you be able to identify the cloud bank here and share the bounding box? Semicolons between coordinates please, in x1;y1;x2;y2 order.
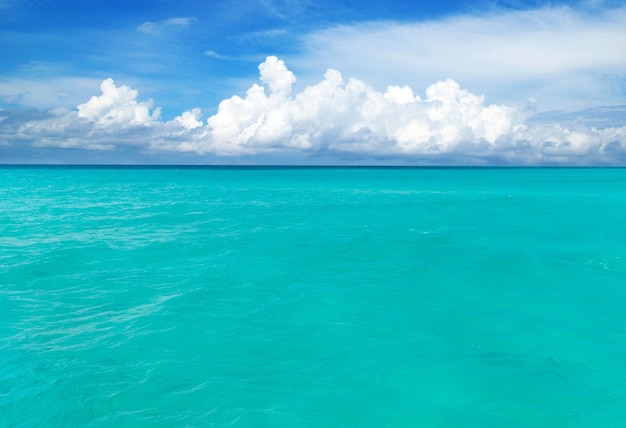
3;56;626;164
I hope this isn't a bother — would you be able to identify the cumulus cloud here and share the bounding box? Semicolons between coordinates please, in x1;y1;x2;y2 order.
175;108;203;130
5;56;626;164
199;58;530;157
77;78;160;127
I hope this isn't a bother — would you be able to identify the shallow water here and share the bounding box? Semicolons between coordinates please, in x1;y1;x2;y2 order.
2;166;626;426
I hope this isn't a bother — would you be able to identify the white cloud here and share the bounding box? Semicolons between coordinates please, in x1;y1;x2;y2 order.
259;56;296;96
77;78;160;127
137;17;195;34
201;58;529;156
0;77;105;109
203;50;231;60
259;0;308;19
12;108;114;150
292;6;626;111
175;108;203;129
5;56;626;165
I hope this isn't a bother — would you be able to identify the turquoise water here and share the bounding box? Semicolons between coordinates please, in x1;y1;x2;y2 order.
2;166;626;427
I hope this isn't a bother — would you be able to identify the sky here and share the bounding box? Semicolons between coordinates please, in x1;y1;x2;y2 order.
1;0;626;165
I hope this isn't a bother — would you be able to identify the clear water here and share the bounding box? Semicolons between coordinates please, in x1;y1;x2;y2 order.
2;166;626;427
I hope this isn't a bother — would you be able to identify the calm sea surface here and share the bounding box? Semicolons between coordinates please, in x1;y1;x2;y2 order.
2;166;626;427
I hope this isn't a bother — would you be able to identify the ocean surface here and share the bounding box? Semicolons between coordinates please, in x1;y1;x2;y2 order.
2;166;626;427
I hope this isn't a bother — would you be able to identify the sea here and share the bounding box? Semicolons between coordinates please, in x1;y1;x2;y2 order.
1;166;626;427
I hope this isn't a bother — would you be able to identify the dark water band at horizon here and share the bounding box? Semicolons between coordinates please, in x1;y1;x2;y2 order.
2;167;626;426
3;164;626;169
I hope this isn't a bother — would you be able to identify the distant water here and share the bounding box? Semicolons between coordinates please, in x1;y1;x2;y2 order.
2;166;626;427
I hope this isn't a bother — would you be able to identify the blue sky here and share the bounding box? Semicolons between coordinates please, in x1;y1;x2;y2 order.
1;0;626;164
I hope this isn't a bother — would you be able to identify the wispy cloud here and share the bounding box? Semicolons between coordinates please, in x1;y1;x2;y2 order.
0;77;106;109
0;0;24;11
137;17;196;34
293;6;626;111
203;50;234;60
231;28;289;41
259;0;309;19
